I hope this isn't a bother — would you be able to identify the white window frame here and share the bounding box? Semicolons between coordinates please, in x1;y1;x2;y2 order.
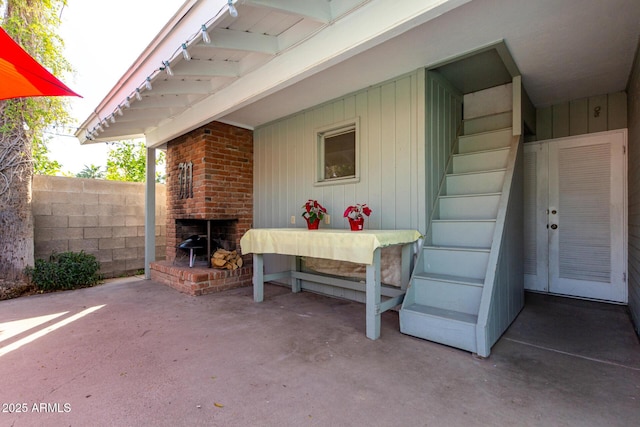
315;117;360;186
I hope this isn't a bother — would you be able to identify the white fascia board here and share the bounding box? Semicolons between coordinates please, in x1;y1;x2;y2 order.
76;0;226;142
145;0;470;147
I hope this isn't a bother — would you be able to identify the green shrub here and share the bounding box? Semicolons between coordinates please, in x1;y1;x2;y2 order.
24;251;102;291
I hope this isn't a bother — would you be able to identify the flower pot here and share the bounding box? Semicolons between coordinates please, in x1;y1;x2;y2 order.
348;217;364;231
305;217;320;230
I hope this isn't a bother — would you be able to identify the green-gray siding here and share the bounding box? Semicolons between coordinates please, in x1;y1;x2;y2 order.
627;41;640;335
254;70;426;232
536;91;627;141
425;70;463;239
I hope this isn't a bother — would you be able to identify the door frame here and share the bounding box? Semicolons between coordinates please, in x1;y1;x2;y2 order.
524;129;628;303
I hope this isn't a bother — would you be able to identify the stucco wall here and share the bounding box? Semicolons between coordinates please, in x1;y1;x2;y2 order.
627;41;640;335
32;176;166;279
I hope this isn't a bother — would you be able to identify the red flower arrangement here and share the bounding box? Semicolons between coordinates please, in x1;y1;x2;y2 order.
301;199;327;224
343;203;372;220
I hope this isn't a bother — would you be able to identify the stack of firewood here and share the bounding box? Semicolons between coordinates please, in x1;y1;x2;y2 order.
211;249;243;270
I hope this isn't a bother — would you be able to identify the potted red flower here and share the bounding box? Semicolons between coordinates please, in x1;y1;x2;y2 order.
343;203;372;231
301;199;327;229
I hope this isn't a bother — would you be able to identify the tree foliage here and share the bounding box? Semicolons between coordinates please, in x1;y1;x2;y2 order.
76;164;104;179
105;140;166;183
32;138;62;175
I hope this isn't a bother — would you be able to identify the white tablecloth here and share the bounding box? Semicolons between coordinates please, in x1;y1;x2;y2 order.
240;228;422;265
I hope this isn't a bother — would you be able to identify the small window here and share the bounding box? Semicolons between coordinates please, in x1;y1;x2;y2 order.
316;119;359;184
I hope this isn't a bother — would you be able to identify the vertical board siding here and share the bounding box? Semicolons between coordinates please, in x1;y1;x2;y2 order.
367;86;383;229
569;99;589;136
536;91;627;140
552;102;570;138
254;70;425;237
627;42;640;334
425;71;463;239
396;77;413;229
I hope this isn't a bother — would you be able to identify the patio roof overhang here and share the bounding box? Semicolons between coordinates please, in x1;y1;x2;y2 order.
76;0;640;149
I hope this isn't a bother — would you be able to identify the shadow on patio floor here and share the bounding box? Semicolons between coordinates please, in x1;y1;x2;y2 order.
0;280;638;426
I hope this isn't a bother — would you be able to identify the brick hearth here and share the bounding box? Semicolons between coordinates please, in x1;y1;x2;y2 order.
150;121;254;295
151;261;252;296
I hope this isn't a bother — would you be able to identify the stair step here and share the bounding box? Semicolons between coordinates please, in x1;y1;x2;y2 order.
400;303;478;353
431;219;496;248
422;246;489;279
452;147;510;174
412;273;483;314
463;111;512;135
414;272;484;286
458;128;512;154
445;169;506;196
438;193;501;220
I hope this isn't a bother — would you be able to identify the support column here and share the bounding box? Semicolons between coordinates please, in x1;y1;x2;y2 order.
144;146;156;279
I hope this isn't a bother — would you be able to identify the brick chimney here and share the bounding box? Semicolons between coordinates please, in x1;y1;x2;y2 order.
150;121;254;295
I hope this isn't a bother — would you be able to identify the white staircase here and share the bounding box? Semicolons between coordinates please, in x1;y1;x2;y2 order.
400;111;515;354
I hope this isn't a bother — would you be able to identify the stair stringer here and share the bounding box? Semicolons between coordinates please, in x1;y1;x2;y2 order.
400;132;523;356
475;135;525;357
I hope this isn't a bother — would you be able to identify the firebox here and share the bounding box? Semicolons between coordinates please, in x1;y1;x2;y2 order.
174;218;237;267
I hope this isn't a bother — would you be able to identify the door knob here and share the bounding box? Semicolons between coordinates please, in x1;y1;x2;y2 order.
551;210;557;215
550;224;558;230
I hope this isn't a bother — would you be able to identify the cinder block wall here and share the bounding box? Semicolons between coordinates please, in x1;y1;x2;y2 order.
32;176;166;278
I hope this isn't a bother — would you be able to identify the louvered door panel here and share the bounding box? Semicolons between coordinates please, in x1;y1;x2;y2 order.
548;130;626;303
557;144;610;282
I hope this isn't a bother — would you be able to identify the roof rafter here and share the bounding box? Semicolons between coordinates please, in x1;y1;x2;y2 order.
172;59;240;78
208;28;278;54
143;80;215;96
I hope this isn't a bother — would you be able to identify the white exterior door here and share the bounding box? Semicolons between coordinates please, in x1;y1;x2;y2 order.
524;130;627;303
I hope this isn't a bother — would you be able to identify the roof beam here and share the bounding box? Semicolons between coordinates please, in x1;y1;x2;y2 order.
208;28;278;54
172;59;240;78
127;96;194;109
244;0;332;23
111;108;179;122
144;80;214;96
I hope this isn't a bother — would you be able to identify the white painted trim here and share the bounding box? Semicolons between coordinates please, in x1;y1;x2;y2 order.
314;117;360;185
144;148;156;279
143;0;471;147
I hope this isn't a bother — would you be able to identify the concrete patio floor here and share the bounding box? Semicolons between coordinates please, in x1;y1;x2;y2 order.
0;278;638;427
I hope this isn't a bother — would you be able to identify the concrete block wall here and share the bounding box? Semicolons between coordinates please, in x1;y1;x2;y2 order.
32;176;166;278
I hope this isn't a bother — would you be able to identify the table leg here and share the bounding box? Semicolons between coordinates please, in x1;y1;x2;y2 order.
253;253;264;302
365;248;382;340
290;256;301;293
401;243;412;290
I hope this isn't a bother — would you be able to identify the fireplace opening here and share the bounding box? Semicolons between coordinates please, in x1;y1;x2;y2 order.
174;218;238;267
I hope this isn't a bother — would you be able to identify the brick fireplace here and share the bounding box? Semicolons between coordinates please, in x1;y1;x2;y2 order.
150;121;253;295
